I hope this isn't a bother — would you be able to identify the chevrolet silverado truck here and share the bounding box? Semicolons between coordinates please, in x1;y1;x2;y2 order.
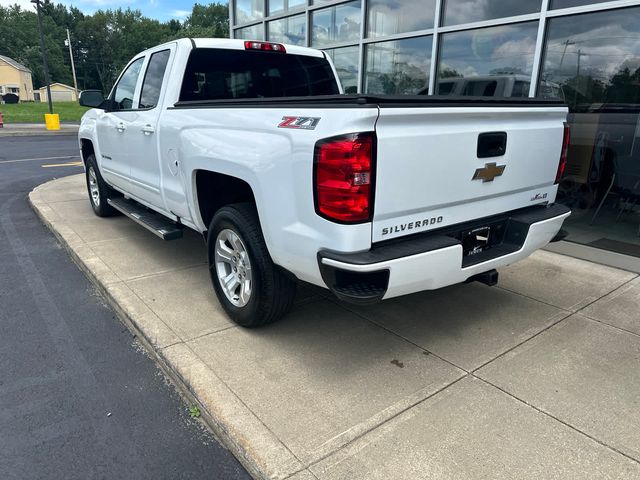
78;38;571;327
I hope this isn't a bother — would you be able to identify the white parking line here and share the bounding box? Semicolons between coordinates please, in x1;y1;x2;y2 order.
0;155;80;165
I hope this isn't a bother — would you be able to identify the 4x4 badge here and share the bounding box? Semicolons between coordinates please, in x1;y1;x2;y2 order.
472;162;506;182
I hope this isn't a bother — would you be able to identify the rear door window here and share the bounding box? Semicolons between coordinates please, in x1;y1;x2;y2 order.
179;48;340;101
139;49;171;109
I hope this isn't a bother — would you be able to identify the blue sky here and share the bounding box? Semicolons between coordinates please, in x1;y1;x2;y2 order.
0;0;227;22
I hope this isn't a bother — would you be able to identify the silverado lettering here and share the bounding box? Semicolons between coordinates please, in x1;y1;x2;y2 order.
382;217;444;236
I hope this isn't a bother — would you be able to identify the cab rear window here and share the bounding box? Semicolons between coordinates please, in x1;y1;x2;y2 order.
179;48;340;101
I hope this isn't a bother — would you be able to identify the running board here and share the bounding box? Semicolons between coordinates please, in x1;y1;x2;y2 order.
107;197;183;241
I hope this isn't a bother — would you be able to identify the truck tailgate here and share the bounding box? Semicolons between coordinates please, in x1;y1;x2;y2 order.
372;105;568;243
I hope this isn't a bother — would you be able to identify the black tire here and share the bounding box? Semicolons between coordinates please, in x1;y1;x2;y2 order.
85;154;120;217
207;203;296;327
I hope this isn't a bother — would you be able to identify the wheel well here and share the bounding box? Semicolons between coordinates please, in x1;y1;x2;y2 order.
196;170;256;229
80;139;94;164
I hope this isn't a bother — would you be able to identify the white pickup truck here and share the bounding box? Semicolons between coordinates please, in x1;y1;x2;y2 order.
78;38;571;327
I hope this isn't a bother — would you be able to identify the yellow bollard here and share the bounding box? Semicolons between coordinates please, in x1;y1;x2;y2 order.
44;113;60;131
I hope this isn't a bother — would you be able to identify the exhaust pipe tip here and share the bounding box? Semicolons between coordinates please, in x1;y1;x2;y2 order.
467;269;499;287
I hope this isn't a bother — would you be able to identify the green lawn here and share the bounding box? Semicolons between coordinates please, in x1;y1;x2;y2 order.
0;101;89;123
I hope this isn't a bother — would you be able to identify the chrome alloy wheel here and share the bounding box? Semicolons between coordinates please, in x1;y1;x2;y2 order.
214;229;253;307
88;166;100;207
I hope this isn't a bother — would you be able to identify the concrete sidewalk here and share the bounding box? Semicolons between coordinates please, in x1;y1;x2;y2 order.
0;122;79;137
31;174;640;480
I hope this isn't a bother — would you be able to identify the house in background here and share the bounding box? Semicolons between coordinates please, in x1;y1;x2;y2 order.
38;82;78;102
0;54;34;101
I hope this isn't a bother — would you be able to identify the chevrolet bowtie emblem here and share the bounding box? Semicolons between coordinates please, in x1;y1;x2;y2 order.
472;162;506;182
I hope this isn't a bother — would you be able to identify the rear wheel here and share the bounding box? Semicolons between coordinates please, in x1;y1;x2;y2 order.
207;203;296;327
85;154;120;217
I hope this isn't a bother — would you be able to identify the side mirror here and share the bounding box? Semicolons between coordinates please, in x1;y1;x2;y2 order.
79;90;105;108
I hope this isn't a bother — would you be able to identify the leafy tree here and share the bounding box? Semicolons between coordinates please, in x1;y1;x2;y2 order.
0;2;230;93
184;3;229;37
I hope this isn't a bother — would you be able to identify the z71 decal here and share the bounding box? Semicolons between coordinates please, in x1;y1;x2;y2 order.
278;116;321;130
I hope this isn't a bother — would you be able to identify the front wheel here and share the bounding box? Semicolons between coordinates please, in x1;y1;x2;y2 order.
85;154;120;217
207;203;296;327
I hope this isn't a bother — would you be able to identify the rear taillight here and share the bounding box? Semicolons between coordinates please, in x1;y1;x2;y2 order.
314;133;375;223
244;41;286;53
556;122;570;184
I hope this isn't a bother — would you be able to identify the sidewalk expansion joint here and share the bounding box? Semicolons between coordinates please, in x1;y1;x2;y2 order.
495;284;574;313
305;374;469;472
469;310;573;375
474;374;640;466
578;314;640;339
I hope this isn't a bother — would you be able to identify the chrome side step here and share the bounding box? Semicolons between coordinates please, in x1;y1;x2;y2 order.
107;197;183;241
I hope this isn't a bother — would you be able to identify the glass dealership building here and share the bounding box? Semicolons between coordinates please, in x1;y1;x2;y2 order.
229;0;640;266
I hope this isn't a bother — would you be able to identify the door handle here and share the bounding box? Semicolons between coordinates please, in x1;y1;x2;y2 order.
116;123;126;133
141;125;155;135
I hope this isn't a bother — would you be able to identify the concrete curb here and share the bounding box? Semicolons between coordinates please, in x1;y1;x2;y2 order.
0;123;79;137
29;180;305;480
0;130;79;137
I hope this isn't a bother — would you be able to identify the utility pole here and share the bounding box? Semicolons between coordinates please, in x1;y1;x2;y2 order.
558;39;575;73
573;49;584;108
65;28;79;97
31;0;53;114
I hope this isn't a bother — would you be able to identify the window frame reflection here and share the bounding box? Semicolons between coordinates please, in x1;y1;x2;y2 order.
235;23;264;40
364;36;433;95
324;45;360;94
311;1;361;48
268;13;307;46
436;21;539;97
235;0;264;24
442;0;541;27
366;0;436;39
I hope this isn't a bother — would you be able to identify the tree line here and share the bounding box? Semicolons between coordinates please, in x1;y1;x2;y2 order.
0;1;229;94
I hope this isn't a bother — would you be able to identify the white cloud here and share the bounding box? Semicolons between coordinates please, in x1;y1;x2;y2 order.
170;9;189;19
0;0;37;11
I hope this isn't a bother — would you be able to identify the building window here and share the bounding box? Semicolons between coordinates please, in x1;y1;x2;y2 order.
366;0;436;38
540;7;640;109
324;45;359;93
268;13;306;45
235;23;264;40
442;0;541;27
268;0;306;16
540;7;640;257
436;22;538;96
365;36;432;95
311;1;361;47
235;0;264;24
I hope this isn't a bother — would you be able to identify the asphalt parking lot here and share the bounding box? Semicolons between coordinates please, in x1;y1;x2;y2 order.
0;136;249;480
31;169;640;480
